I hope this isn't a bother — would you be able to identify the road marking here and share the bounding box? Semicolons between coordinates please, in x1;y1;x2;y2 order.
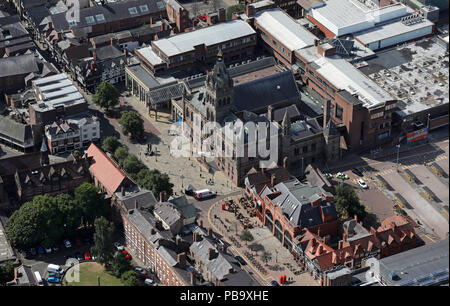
207;200;271;283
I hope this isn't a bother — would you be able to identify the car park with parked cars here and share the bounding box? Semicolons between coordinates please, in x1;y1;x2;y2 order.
358;179;368;189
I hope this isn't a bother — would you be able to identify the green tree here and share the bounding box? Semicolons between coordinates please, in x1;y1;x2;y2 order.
92;81;120;112
122;155;145;177
6;198;49;249
74;183;107;226
91;217;115;267
114;146;129;166
261;251;272;266
239;229;254;245
226;4;244;20
0;261;14;286
111;252;132;277
120;270;141;286
102;136;121;153
73;150;82;159
136;169;173;196
118;111;144;138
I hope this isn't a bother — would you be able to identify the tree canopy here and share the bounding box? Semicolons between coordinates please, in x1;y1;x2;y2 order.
226;4;244;20
239;229;254;245
74;183;107;226
135;169;173;196
118;111;144;138
120;270;141;286
5;184;107;250
92;81;120;111
91;217;115;267
0;261;14;286
102;136;121;154
111;252;132;278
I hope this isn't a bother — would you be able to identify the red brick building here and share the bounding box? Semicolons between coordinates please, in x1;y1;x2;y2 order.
256;178;340;251
294;215;420;284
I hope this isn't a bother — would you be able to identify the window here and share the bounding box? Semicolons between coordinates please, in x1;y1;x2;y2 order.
128;7;138;15
140;5;149;12
311;143;316;152
370;112;383;120
85;16;95;24
302;146;308;153
336;105;343;120
95;14;105;22
68;20;77;27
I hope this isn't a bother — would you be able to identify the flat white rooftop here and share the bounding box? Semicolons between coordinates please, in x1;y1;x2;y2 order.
310;0;409;36
137;46;164;66
254;8;318;52
152;20;256;57
354;18;434;47
314;56;393;108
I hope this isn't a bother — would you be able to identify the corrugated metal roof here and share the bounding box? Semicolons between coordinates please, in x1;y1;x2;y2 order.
152;20;256;57
314;56;393;108
255;8;318;52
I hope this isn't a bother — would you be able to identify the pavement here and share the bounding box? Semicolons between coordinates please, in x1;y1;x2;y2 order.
207;195;318;286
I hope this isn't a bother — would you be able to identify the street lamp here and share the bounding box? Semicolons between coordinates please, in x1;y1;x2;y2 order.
396;144;400;171
427;113;431;131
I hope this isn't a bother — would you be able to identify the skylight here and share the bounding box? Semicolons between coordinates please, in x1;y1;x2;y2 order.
95;14;105;22
128;7;138;15
68;20;77;27
140;5;149;12
85;16;95;24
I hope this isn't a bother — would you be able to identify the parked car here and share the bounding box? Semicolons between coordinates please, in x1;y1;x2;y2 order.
37;246;45;255
122;250;131;259
84;251;91;260
52;246;59;252
352;168;364;177
64;240;72;248
47;275;61;283
47;264;64;275
144;278;154;286
45;247;52;254
235;256;247;266
336;172;349;180
194;189;216;200
114;242;124;251
357;179;368;189
270;280;279;286
323;173;333;180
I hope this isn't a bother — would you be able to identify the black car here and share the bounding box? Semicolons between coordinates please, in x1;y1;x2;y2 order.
235;256;247;266
270;280;280;286
352;168;363;177
75;252;84;261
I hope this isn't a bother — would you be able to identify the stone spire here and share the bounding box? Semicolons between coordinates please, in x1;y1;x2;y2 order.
281;110;290;136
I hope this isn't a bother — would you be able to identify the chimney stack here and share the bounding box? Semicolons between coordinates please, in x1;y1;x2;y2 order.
323;235;331;245
222;243;228;253
354;214;358;222
343;234;347;242
207;228;212;237
121;186;125;197
160;191;166;202
314;39;319;47
177;252;186;268
93;51;97;61
208;248;215;260
155;219;163;231
134;200;138;209
193;232;198;242
267;105;274;122
338;240;343;249
190;271;196;285
271;174;276;187
151;228;156;235
283;156;288;169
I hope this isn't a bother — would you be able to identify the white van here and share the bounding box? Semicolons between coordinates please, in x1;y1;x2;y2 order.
47;264;63;275
194;189;216;200
34;271;44;286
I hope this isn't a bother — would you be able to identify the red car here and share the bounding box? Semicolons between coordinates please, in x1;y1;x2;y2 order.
74;237;81;246
122;250;131;259
199;14;207;21
84;251;91;260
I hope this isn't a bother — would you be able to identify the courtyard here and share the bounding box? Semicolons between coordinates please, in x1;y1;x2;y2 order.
63;262;123;287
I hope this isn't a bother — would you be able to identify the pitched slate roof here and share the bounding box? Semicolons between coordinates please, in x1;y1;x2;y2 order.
86;143;129;195
50;0;166;31
0;54;39;78
234;70;300;112
0;117;34;145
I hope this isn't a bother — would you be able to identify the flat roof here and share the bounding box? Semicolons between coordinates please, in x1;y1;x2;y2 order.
378;238;449;286
137;46;164;66
254;8;318;52
354;18;434;46
310;0;409;36
314;56;393;108
152;20;256;57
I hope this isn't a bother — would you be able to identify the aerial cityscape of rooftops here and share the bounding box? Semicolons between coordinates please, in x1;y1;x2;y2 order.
0;0;448;289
